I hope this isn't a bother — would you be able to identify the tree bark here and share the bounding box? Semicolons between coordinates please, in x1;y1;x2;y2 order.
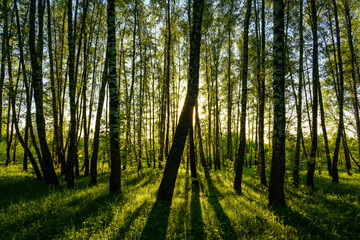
66;0;77;188
108;0;121;194
268;0;286;207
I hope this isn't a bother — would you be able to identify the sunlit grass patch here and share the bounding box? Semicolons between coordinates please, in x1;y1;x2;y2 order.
0;164;359;239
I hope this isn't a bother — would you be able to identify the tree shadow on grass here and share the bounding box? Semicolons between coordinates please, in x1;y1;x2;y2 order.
0;190;116;239
190;183;205;240
0;172;111;210
272;206;335;240
0;176;57;210
140;199;171;240
205;176;237;239
114;200;148;239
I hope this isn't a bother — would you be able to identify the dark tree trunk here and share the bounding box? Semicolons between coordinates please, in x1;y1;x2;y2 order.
342;131;352;175
89;53;108;185
80;0;90;176
318;82;331;177
293;0;304;187
0;0;8;146
331;0;344;184
157;0;204;203
344;0;359;176
4;0;12;167
29;0;58;185
234;0;251;194
108;0;121;194
195;104;209;177
189;109;198;186
125;0;138;170
268;0;286;207
46;0;64;178
212;30;221;171
205;34;212;169
0;0;6;144
66;0;76;188
306;0;318;189
259;0;266;186
164;0;171;159
227;2;234;162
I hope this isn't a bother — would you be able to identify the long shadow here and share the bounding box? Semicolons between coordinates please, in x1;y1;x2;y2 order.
0;176;59;210
273;206;335;240
205;176;237;239
178;169;190;230
0;190;115;239
190;183;205;240
140;199;171;240
115;200;148;239
140;170;182;240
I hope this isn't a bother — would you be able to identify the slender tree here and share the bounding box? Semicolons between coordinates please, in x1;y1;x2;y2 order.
344;0;358;174
46;0;65;178
66;0;77;188
234;0;251;194
89;52;108;185
306;0;318;189
293;0;304;187
259;0;266;186
189;109;199;186
29;0;58;185
195;104;210;177
331;0;344;184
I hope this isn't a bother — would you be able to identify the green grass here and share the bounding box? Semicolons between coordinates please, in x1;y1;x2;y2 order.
0;164;359;239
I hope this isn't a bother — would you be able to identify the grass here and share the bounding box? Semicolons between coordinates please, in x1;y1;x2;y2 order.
0;163;359;239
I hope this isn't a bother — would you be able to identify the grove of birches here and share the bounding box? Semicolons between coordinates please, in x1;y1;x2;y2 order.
1;0;360;238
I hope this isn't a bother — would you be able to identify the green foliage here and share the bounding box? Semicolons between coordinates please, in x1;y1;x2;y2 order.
1;164;359;239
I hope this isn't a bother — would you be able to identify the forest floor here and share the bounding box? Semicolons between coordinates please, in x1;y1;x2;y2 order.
0;163;359;239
